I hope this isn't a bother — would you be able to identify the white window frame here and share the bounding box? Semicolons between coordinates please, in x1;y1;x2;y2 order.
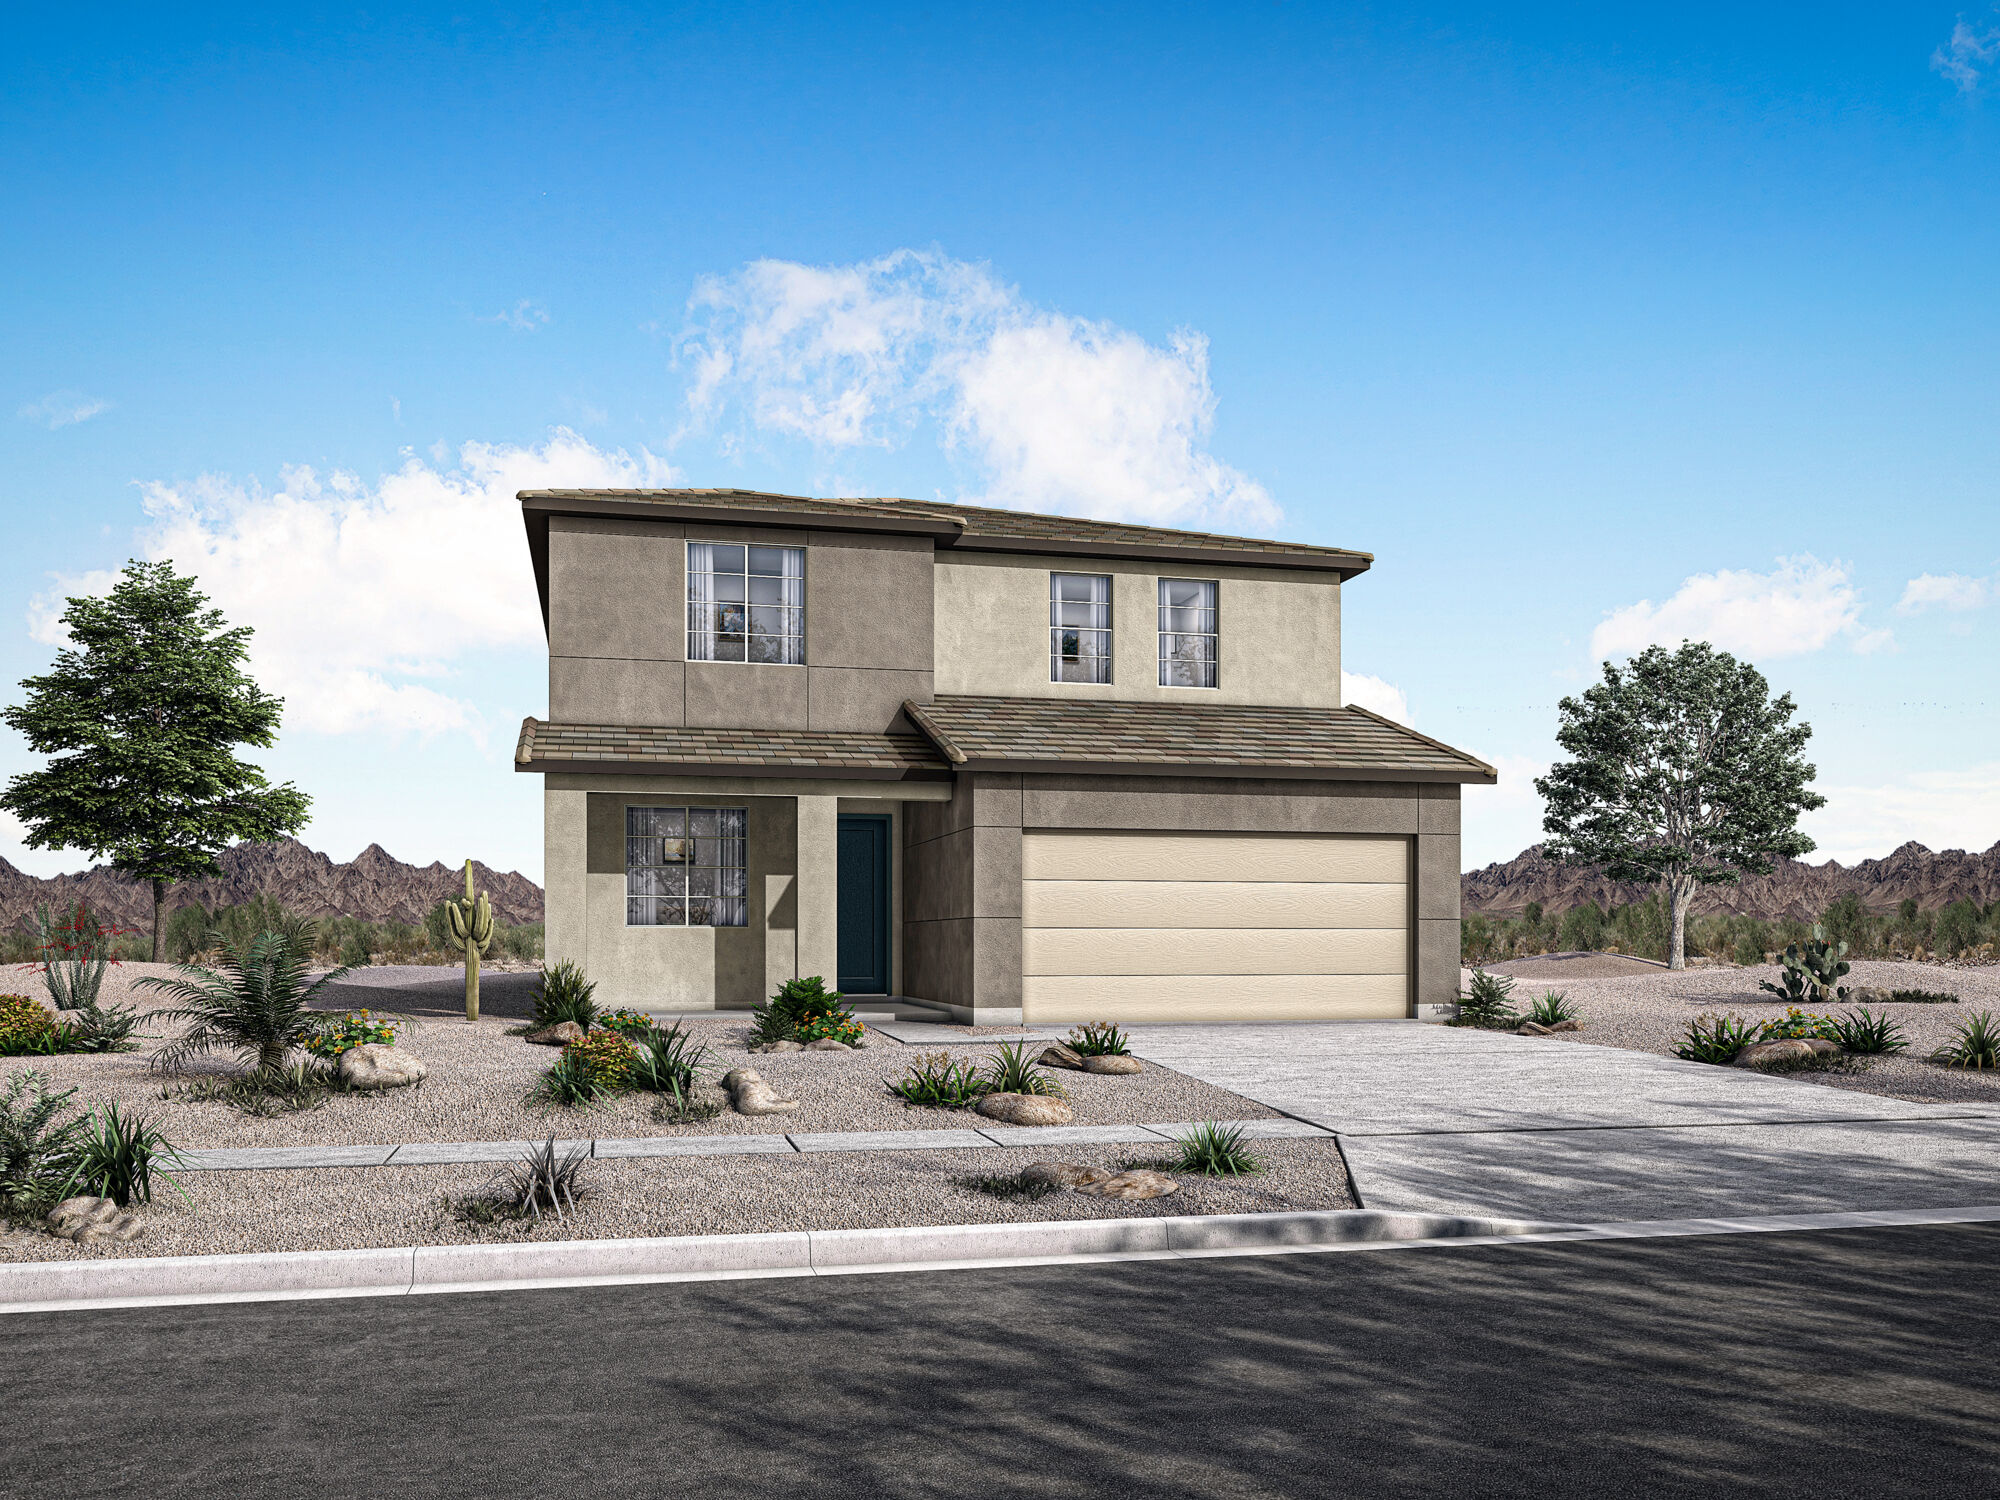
625;806;749;928
1050;572;1113;684
1157;577;1219;689
686;542;805;665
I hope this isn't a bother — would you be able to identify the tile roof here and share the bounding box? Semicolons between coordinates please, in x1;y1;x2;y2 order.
514;719;951;777
518;488;1369;571
901;695;1497;783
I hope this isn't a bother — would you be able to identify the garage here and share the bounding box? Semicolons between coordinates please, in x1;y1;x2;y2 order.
1020;830;1411;1023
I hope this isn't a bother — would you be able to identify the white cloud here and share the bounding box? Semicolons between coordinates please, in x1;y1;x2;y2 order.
1802;763;2000;865
1935;15;2000;90
1898;571;1992;614
1340;670;1410;724
680;249;1278;530
29;429;675;739
483;300;549;332
18;390;113;429
1462;753;1551;869
1589;556;1889;663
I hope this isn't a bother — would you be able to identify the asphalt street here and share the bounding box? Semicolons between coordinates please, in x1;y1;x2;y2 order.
7;1225;1999;1499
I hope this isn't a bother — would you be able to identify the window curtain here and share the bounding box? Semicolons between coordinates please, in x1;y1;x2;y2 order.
686;543;716;661
714;808;749;926
779;546;805;664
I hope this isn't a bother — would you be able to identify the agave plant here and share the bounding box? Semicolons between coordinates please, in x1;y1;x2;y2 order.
982;1040;1065;1098
139;932;352;1076
1934;1011;2000;1070
493;1135;590;1220
1172;1120;1259;1177
1525;991;1579;1026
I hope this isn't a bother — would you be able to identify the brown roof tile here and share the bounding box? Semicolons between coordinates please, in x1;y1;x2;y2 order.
901;695;1496;783
515;719;950;778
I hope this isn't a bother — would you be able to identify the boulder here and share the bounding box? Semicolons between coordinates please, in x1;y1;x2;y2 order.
1020;1161;1116;1189
1078;1170;1179;1201
750;1039;806;1054
1515;1021;1553;1036
1080;1054;1142;1075
1548;1020;1583;1033
1037;1044;1085;1070
804;1038;854;1052
46;1196;144;1244
338;1044;428;1090
722;1066;799;1116
975;1092;1075;1127
1734;1039;1822;1068
524;1021;586;1047
1847;985;1893;1006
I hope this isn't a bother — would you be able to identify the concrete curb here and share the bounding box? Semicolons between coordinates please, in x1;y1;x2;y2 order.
0;1208;1555;1315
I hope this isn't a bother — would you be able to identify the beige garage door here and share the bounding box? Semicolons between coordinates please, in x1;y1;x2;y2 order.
1021;831;1410;1023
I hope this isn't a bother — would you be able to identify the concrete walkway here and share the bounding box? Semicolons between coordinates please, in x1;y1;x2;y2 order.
1122;1021;2000;1221
173;1116;1333;1172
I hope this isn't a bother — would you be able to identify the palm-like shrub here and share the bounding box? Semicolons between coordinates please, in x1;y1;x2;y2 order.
1456;970;1518;1027
139;932;350;1076
60;1103;185;1207
0;1071;84;1209
532;960;599;1031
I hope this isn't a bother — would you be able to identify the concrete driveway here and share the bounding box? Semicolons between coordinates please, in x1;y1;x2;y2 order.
1124;1021;2000;1222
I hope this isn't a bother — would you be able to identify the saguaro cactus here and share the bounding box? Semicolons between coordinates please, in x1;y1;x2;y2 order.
447;859;495;1022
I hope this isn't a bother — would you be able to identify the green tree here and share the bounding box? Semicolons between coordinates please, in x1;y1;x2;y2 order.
1;561;309;961
1536;642;1824;971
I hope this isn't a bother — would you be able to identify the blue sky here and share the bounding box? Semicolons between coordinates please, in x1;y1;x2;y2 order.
5;3;1998;885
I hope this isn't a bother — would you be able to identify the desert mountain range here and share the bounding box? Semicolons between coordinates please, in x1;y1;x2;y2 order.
1462;841;2000;922
0;838;545;935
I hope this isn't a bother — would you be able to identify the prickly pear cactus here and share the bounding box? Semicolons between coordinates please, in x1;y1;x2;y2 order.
1758;923;1849;1006
447;859;495;1022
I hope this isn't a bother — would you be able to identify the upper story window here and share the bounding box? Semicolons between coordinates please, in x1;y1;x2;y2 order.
626;806;749;927
1158;578;1218;688
687;542;804;664
1050;573;1112;683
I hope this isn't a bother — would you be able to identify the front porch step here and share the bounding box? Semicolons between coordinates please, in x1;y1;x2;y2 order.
845;996;954;1022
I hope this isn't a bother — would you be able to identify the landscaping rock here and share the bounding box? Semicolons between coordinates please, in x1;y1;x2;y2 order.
1847;985;1893;1005
1515;1021;1553;1036
804;1038;854;1052
750;1040;806;1054
722;1066;799;1116
46;1196;144;1244
1080;1054;1143;1075
1078;1170;1179;1201
1037;1044;1085;1070
1020;1161;1116;1189
338;1044;428;1090
1548;1020;1583;1032
975;1092;1075;1127
1734;1038;1843;1068
524;1021;586;1047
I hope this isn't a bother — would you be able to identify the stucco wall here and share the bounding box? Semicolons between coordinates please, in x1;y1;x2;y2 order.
932;551;1342;707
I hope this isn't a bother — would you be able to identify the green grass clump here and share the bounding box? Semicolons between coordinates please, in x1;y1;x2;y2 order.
1888;989;1958;1005
173;1060;342;1117
1676;1013;1754;1065
983;1040;1065;1098
1934;1011;2000;1070
1828;1008;1906;1056
61;1103;186;1208
1525;991;1578;1026
887;1052;987;1109
1171;1120;1259;1177
532;961;599;1031
1066;1022;1132;1057
0;1072;85;1212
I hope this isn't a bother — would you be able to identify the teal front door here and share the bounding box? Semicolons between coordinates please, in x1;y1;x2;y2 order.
836;814;892;994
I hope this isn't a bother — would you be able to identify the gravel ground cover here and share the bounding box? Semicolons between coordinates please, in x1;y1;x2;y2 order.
0;965;1277;1151
1476;958;2000;1106
0;1137;1354;1261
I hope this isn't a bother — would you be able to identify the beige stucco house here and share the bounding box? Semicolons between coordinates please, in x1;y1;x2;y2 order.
516;489;1494;1024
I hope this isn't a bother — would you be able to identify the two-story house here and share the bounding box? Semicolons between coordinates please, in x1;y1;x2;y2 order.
515;489;1494;1024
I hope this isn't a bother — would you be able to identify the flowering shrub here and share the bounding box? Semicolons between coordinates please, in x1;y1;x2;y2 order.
31;900;127;1010
302;1009;398;1060
0;994;57;1055
1758;1006;1840;1043
798;1012;866;1048
562;1029;636;1089
599;1008;656;1039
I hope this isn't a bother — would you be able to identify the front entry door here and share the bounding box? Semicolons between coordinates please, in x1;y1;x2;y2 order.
836;814;892;994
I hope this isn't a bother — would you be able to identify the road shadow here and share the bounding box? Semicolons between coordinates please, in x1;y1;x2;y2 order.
309;966;543;1021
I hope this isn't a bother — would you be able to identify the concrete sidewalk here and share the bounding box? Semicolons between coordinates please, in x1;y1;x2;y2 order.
1123;1021;2000;1221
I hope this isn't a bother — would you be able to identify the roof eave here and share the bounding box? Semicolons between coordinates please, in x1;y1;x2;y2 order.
951;756;1495;784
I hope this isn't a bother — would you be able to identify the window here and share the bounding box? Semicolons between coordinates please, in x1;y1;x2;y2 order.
687;542;804;664
626;807;748;927
1050;573;1112;683
1158;578;1218;688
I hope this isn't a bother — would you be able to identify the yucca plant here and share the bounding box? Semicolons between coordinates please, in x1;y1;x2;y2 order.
1525;991;1579;1026
532;960;599;1031
1828;1008;1906;1056
982;1039;1066;1098
630;1021;713;1117
493;1135;590;1221
0;1071;84;1210
532;1052;614;1109
139;932;352;1076
1676;1013;1754;1065
1934;1011;2000;1070
1066;1021;1132;1057
887;1051;987;1108
59;1103;186;1207
1172;1120;1259;1176
1456;969;1518;1028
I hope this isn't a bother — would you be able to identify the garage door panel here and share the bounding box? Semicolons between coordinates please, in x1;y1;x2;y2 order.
1024;926;1409;977
1021;832;1408;884
1022;880;1408;930
1022;973;1410;1023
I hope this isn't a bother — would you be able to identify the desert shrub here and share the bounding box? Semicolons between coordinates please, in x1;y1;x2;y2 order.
33;899;125;1010
1934;1012;2000;1070
1455;970;1517;1028
1888;989;1958;1005
1677;1013;1754;1065
0;1071;84;1211
750;975;850;1045
0;994;57;1055
1732;933;1765;967
1756;1007;1840;1043
1067;1021;1132;1057
983;1040;1065;1098
165;904;218;962
629;1022;710;1100
1525;991;1578;1026
533;960;599;1030
492;1135;590;1221
1459;914;1497;964
1935;899;1985;958
563;1030;635;1091
60;1103;185;1207
1818;893;1872;956
140;934;352;1076
599;1008;655;1039
887;1051;987;1109
497;922;544;961
1172;1120;1258;1176
1829;1009;1906;1055
302;1010;397;1060
531;1054;611;1108
175;1060;341;1117
1558;901;1608;953
958;1170;1063;1202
